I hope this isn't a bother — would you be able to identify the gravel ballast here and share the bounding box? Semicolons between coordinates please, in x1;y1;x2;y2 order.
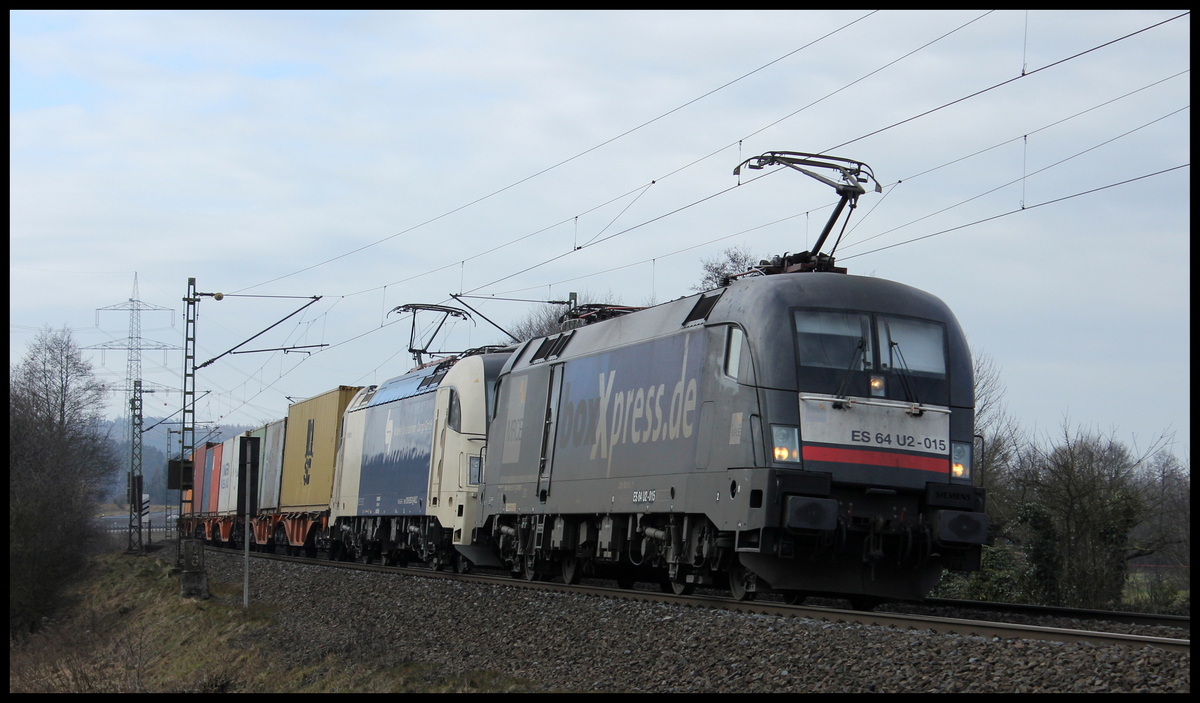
196;549;1189;693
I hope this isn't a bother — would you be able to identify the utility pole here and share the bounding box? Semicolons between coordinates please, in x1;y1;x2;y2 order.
178;277;203;584
86;273;178;554
174;279;323;600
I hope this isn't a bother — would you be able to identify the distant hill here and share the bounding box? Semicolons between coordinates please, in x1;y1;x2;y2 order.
97;417;256;505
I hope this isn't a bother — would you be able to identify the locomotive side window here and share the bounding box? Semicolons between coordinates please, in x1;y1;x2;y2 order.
724;326;744;379
794;311;872;370
877;316;946;378
447;387;462;433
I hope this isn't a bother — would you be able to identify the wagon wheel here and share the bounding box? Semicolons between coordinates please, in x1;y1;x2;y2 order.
560;554;583;585
728;560;755;601
454;553;473;575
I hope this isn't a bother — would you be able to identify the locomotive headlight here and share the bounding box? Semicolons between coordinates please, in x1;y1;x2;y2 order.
869;374;885;397
772;425;800;463
951;441;972;481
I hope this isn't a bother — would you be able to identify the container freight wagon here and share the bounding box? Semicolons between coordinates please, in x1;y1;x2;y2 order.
254;419;287;512
260;386;361;555
206;434;263;547
217;436;238;515
180;442;217;540
205;440;223;514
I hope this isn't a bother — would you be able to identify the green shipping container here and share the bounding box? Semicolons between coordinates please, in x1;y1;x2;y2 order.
279;385;362;511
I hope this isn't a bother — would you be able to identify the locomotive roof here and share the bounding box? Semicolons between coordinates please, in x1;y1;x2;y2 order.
514;273;958;360
361;351;514;410
506;272;971;407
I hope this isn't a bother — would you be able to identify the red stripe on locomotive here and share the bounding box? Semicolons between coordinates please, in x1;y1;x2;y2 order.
802;445;947;474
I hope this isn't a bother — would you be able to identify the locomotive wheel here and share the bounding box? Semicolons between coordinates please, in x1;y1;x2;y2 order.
660;578;695;596
615;573;636;590
728;561;755;602
520;555;538;581
454;553;473;574
560;554;583;585
661;567;695;596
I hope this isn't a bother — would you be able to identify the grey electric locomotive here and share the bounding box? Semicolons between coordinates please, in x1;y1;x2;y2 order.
473;151;987;603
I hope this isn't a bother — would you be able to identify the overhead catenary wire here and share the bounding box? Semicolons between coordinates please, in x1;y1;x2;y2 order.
837;104;1190;252
232;10;881;296
839;164;1189;260
344;11;1182;306
823;11;1188;154
234;10;999;307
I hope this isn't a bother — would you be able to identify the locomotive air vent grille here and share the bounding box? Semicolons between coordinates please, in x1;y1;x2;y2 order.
682;291;724;326
547;331;574;359
418;370;447;389
530;331;574;364
529;336;557;363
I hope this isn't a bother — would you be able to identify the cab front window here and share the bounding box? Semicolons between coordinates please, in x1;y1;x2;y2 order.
877;316;946;378
794;311;872;371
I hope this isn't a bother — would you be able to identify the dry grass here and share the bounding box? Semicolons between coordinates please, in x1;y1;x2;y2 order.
9;549;537;693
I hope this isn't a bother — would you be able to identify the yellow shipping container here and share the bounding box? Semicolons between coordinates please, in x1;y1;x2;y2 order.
279;385;362;511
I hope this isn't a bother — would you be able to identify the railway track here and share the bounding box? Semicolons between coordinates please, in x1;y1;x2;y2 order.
921;597;1190;633
202;545;1189;654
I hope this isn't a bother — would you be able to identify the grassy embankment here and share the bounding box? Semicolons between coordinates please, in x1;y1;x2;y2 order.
9;538;537;693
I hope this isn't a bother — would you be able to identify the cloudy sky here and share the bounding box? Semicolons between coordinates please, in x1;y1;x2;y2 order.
10;10;1190;460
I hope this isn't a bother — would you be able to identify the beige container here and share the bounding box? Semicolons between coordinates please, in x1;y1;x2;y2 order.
279;385;362;511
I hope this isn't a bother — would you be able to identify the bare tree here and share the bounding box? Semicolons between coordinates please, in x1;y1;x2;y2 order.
1008;422;1167;608
692;245;761;292
10;327;120;635
1126;448;1190;609
970;350;1026;537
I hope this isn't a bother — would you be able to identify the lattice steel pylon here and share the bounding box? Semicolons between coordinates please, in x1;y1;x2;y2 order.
86;274;178;554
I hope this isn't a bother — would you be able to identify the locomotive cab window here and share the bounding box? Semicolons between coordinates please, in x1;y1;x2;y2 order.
794;310;873;399
795;311;872;370
794;309;949;405
447;387;462;433
724;326;744;379
877;315;948;406
877;316;945;378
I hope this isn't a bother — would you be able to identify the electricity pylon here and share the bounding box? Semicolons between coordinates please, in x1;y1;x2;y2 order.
86;274;178;553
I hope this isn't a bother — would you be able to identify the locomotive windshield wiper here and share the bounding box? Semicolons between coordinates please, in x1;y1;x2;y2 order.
833;337;867;407
883;319;923;415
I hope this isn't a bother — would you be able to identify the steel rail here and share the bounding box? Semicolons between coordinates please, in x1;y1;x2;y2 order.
923;597;1190;633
